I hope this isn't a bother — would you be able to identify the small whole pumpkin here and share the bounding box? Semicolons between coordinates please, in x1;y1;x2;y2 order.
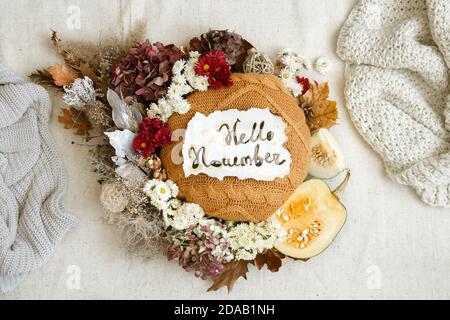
160;73;310;222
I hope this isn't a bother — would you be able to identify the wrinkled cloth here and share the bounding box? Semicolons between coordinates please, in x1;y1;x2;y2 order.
0;64;75;293
337;0;450;207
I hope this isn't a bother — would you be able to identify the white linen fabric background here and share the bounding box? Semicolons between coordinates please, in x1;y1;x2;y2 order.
0;0;449;299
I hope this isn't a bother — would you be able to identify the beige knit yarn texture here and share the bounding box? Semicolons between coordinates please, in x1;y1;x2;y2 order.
337;0;450;207
0;64;76;293
160;73;310;222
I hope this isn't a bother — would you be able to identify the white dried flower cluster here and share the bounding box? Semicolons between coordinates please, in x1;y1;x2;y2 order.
164;201;205;231
227;218;286;261
63;76;97;107
146;51;209;122
277;49;311;97
143;179;206;230
143;179;179;209
143;178;286;259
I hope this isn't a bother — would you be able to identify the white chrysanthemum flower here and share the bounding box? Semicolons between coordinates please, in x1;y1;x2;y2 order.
291;55;305;71
277;48;294;58
167;83;184;100
143;179;173;209
183;64;196;83
169;97;191;114
172;73;187;86
279;54;294;67
289;82;303;97
153;98;174;121
172;59;186;75
314;56;331;75
165;179;179;198
283;78;297;90
279;67;293;81
190;76;209;92
181;83;193;95
63;76;97;107
188;51;201;59
154;181;172;202
168;198;182;210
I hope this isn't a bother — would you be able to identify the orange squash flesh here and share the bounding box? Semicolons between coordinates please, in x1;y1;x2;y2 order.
273;179;346;259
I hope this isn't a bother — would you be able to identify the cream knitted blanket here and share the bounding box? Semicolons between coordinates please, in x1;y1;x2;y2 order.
337;0;450;207
0;64;76;293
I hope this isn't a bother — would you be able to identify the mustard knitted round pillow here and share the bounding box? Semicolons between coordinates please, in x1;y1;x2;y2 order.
160;73;310;222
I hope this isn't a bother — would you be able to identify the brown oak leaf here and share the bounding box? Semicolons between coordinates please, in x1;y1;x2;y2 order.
208;260;250;293
255;249;285;272
47;64;79;86
58;107;92;135
298;82;338;131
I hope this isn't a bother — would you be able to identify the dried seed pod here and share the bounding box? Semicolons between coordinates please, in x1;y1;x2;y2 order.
153;168;167;181
146;155;162;170
136;156;147;167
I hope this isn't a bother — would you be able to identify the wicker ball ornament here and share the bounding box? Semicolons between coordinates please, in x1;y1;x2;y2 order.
243;49;275;74
160;73;310;222
100;183;128;213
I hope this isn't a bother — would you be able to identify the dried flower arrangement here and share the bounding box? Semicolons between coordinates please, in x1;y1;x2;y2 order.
31;27;349;292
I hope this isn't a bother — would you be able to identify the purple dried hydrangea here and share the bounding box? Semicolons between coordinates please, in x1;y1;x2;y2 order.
189;30;246;66
166;219;234;280
111;40;183;104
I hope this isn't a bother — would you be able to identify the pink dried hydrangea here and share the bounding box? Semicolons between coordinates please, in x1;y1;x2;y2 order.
111;40;183;104
166;219;234;280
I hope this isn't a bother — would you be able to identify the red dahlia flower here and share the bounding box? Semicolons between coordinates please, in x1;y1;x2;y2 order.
296;76;311;95
195;50;233;90
133;118;172;158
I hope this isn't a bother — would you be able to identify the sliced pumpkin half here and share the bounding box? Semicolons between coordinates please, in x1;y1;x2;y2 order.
273;172;348;259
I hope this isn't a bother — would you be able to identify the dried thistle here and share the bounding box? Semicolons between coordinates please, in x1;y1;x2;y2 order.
105;178;166;257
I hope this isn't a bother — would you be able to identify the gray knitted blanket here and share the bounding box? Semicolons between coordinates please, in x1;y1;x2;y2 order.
337;0;450;207
0;64;75;293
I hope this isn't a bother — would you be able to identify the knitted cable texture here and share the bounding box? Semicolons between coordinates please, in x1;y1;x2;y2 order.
0;64;76;293
160;73;310;222
337;0;450;207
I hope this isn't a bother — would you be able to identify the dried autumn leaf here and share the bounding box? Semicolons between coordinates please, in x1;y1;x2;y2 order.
47;64;79;86
255;249;285;272
208;260;250;293
51;30;83;67
30;69;58;87
298;82;338;131
58;107;92;135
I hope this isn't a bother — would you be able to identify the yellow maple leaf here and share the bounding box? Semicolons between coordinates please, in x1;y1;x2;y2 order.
298;82;338;131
